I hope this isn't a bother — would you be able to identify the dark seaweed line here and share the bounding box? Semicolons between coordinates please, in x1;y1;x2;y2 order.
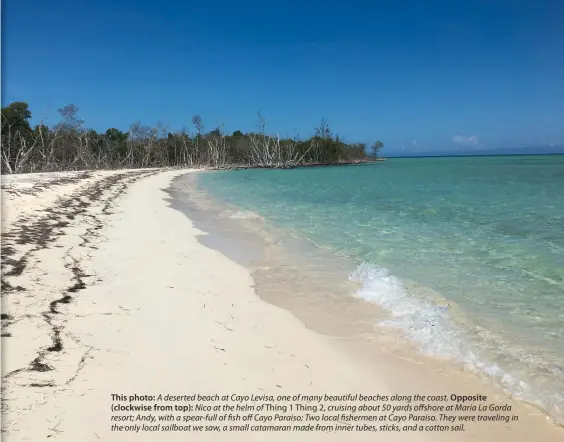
2;170;159;385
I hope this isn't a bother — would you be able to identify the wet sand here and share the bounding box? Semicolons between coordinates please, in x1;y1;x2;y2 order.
0;169;561;441
168;171;564;441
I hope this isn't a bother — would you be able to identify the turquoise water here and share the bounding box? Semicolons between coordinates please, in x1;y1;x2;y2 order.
197;155;564;422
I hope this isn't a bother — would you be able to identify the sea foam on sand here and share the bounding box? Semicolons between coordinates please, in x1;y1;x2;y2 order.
1;169;562;441
348;261;564;424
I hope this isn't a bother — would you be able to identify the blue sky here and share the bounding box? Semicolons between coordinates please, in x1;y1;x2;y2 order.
3;0;564;154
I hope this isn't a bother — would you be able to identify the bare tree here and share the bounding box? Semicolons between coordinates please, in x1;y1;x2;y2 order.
1;102;378;173
192;115;204;164
205;122;229;168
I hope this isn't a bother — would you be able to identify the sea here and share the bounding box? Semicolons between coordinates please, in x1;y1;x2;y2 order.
193;155;564;424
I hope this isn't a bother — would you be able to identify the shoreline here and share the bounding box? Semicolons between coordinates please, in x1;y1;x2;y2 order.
190;165;564;425
170;171;564;437
213;158;386;171
1;169;562;441
0;156;385;179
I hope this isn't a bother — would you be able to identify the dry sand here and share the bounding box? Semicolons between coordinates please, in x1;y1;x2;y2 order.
1;169;562;441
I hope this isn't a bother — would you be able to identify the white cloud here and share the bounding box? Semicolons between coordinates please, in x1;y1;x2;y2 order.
541;139;556;147
453;135;479;146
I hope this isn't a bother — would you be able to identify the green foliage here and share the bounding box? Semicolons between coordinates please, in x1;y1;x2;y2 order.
1;101;384;173
1;102;35;172
105;128;128;142
1;102;32;132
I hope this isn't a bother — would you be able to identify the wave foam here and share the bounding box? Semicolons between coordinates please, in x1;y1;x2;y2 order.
348;261;564;423
228;210;262;220
349;263;464;355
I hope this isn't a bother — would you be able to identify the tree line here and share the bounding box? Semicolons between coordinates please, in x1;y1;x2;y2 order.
1;102;384;174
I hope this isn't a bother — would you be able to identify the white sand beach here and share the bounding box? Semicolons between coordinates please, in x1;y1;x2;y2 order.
1;170;562;442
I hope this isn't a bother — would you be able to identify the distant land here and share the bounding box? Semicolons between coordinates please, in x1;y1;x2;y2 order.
386;145;564;158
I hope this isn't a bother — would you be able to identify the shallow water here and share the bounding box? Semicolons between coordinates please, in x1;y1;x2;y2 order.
196;156;564;423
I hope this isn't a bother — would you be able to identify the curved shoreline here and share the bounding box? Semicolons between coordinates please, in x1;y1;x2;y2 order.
170;171;564;438
0;169;562;441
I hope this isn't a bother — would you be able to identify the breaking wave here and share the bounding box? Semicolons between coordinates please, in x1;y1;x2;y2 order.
348;261;564;424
